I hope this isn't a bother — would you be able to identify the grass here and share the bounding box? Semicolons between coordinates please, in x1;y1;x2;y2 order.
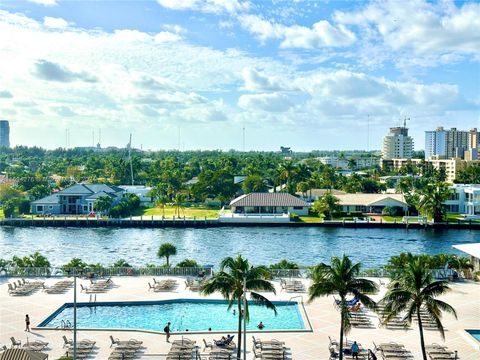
140;205;220;219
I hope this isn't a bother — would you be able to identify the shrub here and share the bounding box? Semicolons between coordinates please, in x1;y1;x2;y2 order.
269;259;299;269
18;199;31;214
112;259;131;267
176;259;200;268
289;213;300;222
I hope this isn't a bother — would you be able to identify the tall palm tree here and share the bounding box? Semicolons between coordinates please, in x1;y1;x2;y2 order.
278;161;297;193
201;255;276;360
157;243;177;267
308;256;378;360
173;193;185;217
448;256;473;279
380;258;457;360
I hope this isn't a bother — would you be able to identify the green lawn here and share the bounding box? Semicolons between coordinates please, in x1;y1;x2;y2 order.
0;209;3;219
299;215;323;223
140;205;220;219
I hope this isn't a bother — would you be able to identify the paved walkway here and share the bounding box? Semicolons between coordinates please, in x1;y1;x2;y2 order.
0;276;479;359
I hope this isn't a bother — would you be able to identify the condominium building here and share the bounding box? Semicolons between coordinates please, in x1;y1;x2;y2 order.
317;156;379;170
382;126;414;160
0;120;9;148
391;158;480;183
425;127;471;159
465;128;479;160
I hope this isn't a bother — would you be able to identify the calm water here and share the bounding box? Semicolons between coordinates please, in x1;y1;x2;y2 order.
40;300;304;332
0;227;478;267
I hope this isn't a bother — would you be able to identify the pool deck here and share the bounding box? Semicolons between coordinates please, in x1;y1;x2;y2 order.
0;276;479;359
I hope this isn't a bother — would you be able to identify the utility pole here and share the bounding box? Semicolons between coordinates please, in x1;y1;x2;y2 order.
242;125;246;152
73;274;77;360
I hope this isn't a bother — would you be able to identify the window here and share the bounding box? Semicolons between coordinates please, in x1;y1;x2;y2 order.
36;205;43;212
293;206;303;210
48;206;53;210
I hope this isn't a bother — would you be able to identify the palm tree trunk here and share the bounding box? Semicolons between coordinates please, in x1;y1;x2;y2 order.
339;306;344;360
166;256;169;267
237;298;242;360
417;305;427;360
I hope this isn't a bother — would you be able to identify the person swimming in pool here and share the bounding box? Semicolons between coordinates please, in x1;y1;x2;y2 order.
257;321;265;330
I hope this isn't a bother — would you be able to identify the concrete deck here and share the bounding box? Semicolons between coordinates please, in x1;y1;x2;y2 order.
0;276;479;359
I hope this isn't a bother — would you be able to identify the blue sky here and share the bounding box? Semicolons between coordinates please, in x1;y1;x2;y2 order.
0;0;478;151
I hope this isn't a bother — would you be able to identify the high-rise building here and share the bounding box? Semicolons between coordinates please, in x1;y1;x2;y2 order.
0;120;10;148
382;125;414;160
425;127;469;159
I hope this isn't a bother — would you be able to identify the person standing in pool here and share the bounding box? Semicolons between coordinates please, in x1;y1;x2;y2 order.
164;322;171;342
25;314;30;332
257;321;265;330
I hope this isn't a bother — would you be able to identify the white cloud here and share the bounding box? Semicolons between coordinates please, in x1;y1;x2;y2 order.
238;92;294;112
51;105;77;117
32;59;98;83
334;0;480;56
239;14;356;49
43;16;69;29
242;68;288;92
27;0;58;6
157;0;249;14
154;31;182;43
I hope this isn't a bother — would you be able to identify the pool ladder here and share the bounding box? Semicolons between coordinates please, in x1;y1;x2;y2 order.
289;295;304;304
89;294;97;303
60;320;72;330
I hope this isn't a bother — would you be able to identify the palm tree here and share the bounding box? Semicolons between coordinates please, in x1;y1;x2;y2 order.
380;258;457;360
173;193;185;217
157;243;177;267
201;255;276;360
308;256;378;360
417;183;452;222
312;193;340;220
448;256;473;279
156;194;169;217
278;161;297;193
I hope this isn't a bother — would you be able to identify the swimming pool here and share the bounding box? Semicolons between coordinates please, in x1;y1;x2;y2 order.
466;329;480;343
38;299;307;332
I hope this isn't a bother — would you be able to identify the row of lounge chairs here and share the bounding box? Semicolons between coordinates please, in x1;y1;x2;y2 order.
374;342;413;360
252;337;290;360
108;336;144;360
80;278;114;293
166;338;199;360
413;308;441;330
426;344;458;360
377;305;409;329
10;337;48;351
43;279;74;294
7;279;44;296
149;278;178;292
280;279;305;293
185;278;203;291
63;339;96;359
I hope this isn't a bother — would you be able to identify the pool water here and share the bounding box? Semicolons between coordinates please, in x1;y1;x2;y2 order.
39;299;306;332
466;329;480;342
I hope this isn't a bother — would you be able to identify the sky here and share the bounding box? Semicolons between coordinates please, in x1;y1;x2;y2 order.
0;0;479;151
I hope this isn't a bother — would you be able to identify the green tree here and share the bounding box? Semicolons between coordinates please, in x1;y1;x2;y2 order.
157;243;177;267
269;259;299;269
2;199;16;218
448;256;473;278
94;196;113;215
12;252;50;267
278;161;297;193
176;259;200;268
62;258;88;270
455;164;480;183
417;183;452;222
28;184;51;201
380;258;457;360
173;193;185;217
112;259;131;267
242;175;267;193
200;255;276;360
308;256;378;360
312;193;340;219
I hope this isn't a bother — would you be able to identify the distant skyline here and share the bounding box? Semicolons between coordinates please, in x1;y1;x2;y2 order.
0;0;479;151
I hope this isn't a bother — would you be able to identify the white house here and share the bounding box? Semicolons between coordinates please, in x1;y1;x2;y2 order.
229;193;310;216
295;189;347;202
119;185;152;203
335;193;409;214
444;184;480;215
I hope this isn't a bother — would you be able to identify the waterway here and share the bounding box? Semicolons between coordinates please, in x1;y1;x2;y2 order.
0;227;478;268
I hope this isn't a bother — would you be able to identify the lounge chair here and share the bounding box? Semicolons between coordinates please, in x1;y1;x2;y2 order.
203;339;213;351
10;337;21;348
109;335;143;348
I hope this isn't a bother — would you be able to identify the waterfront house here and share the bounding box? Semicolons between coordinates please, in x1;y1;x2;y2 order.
295;189;346;202
335;193;408;214
444;184;480;215
229;192;310;216
31;183;124;215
